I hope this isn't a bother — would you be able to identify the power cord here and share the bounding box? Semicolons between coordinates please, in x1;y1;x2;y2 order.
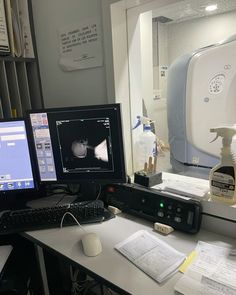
60;213;92;295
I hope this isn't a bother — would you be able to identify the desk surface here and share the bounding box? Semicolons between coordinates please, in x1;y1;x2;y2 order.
23;214;236;295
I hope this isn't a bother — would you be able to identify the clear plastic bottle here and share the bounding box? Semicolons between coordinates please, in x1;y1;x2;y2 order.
209;126;236;205
133;116;157;171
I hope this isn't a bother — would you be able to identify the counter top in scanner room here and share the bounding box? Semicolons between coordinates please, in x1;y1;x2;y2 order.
22;213;236;295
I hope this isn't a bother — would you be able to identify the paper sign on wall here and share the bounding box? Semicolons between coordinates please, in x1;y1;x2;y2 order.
58;17;103;71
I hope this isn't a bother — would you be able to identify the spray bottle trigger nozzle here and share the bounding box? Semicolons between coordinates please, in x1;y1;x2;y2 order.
210;134;219;143
132;116;141;130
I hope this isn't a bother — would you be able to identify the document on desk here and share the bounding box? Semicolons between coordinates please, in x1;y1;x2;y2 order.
0;245;13;274
115;230;186;283
175;241;236;295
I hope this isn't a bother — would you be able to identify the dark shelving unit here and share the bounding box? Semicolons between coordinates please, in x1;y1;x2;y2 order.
0;0;43;119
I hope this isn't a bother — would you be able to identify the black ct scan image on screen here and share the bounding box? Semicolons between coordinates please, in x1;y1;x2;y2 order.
28;103;126;184
56;117;113;173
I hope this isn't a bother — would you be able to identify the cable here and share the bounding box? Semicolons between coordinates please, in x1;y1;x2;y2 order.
100;284;105;295
107;288;114;295
70;265;116;295
95;184;102;200
104;287;114;295
70;265;89;295
83;281;100;295
60;211;87;233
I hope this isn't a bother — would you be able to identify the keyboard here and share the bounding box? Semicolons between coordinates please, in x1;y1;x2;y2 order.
0;200;105;235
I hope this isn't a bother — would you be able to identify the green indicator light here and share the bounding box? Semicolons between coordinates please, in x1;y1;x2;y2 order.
160;202;164;208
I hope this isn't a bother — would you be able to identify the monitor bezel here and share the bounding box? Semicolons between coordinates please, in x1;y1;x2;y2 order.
0;117;38;198
26;103;127;185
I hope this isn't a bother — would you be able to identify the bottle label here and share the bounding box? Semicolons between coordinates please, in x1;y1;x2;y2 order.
211;167;235;198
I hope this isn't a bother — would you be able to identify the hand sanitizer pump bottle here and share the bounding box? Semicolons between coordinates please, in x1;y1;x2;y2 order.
209;126;236;204
133;116;157;172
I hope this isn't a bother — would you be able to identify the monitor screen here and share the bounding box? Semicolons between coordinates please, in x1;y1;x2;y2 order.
0;119;36;194
28;104;126;184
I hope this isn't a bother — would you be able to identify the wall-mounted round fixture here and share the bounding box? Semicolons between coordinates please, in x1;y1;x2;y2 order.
205;4;218;12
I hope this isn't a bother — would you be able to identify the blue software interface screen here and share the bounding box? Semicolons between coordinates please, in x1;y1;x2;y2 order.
0;120;35;192
29;113;57;181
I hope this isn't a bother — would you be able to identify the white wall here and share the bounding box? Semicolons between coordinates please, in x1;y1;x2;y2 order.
167;10;236;64
31;0;108;107
154;22;169;145
127;9;154;171
110;1;133;174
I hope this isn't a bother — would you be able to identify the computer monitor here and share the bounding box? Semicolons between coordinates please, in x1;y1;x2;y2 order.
0;119;36;195
27;104;126;184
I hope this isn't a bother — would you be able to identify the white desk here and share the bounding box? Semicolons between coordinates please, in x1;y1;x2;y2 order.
22;213;236;295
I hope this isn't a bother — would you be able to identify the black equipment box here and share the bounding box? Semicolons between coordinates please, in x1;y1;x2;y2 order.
103;183;202;234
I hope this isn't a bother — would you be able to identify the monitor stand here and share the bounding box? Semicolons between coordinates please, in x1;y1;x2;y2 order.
26;194;79;209
26;183;101;208
79;183;100;201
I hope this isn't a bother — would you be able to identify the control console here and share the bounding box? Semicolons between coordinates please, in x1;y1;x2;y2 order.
104;183;202;234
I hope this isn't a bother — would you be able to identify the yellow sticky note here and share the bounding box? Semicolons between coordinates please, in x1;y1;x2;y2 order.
179;250;198;273
11;109;17;118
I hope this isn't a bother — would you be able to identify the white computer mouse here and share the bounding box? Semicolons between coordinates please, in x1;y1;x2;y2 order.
81;232;102;257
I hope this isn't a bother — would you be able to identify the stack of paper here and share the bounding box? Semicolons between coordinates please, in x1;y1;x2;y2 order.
115;230;186;283
18;0;34;58
0;0;10;54
153;178;209;200
4;0;34;57
175;241;236;295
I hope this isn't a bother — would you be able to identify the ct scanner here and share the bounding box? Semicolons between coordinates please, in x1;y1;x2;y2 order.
167;35;236;177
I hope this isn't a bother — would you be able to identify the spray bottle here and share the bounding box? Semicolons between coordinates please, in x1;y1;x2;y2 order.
209;125;236;204
133;116;157;172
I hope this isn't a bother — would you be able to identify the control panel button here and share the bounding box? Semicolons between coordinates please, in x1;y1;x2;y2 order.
157;211;164;218
141;198;146;204
174;216;182;223
176;207;182;213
